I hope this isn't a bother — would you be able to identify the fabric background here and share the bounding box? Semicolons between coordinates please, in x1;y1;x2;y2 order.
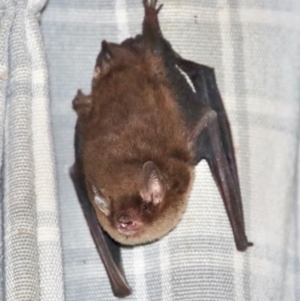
1;0;300;300
0;0;64;300
41;0;300;300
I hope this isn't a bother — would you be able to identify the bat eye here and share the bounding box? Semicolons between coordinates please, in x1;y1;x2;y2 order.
142;205;148;211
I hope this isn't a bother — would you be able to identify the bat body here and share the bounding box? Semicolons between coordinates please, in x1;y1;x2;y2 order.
70;0;252;297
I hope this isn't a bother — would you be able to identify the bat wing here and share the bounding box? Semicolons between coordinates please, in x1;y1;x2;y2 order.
70;123;131;298
175;59;252;251
142;4;251;249
70;2;251;298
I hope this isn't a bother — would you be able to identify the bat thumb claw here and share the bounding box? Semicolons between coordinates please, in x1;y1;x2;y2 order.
157;3;163;13
236;238;253;251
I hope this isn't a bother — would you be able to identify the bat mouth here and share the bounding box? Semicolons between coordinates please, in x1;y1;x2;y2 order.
117;221;141;236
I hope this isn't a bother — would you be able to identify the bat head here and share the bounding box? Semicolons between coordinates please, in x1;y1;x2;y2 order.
88;160;194;246
113;161;165;237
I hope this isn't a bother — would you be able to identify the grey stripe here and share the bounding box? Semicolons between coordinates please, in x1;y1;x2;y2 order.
295;138;300;300
227;1;251;300
0;1;15;299
4;3;40;300
40;0;300;300
144;244;162;301
231;111;298;137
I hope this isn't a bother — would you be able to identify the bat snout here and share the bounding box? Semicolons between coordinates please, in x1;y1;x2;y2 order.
120;220;136;230
116;212;141;235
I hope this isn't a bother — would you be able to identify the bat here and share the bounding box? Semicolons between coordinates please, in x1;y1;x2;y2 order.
70;0;253;297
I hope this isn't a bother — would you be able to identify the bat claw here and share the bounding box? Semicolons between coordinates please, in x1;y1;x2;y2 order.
72;90;92;115
72;90;84;109
143;0;163;15
236;239;253;251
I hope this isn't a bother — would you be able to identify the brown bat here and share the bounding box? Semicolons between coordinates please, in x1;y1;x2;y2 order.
70;0;252;298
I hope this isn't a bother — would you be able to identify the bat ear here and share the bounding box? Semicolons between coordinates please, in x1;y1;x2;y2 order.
94;40;114;79
91;185;111;215
140;161;164;205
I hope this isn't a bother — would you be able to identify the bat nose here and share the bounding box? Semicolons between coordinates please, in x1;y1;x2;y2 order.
120;220;135;229
116;213;139;231
119;216;135;228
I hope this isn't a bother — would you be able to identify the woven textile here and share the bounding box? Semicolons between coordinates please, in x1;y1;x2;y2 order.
0;0;64;300
1;0;300;300
41;0;300;300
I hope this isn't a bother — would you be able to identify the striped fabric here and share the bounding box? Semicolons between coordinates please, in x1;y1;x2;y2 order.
1;0;300;300
0;0;64;300
42;0;300;300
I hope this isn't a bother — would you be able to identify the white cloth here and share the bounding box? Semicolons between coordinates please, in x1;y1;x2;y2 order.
1;0;299;300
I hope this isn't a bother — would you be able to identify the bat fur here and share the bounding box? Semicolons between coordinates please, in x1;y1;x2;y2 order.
70;0;252;297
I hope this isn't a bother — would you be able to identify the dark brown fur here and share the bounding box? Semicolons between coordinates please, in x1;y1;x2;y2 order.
71;1;252;296
74;44;195;245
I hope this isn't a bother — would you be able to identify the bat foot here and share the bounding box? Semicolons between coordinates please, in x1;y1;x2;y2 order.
143;0;163;20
